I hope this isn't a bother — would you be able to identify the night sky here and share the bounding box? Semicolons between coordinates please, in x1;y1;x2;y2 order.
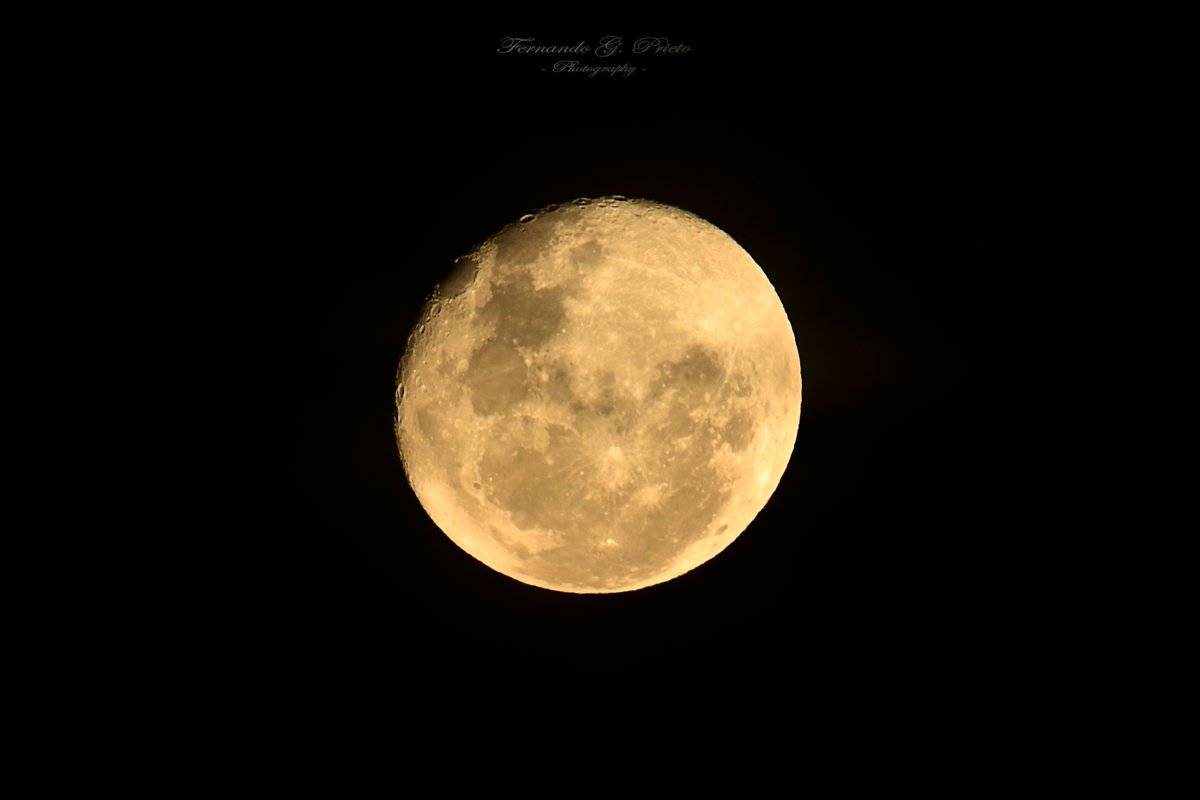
140;12;1089;794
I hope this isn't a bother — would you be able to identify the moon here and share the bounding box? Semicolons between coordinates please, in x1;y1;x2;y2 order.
395;197;801;593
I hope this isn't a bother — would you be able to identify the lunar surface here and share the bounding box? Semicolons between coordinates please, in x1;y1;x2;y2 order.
395;197;801;593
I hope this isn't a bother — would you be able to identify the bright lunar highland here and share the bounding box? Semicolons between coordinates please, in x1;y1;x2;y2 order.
395;197;801;593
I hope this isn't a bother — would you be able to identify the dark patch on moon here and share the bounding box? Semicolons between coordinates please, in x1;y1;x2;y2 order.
652;345;726;404
479;272;567;349
722;410;755;451
465;340;529;415
569;239;604;269
417;407;449;448
540;361;576;407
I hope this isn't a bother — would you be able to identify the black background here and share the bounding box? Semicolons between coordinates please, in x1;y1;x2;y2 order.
140;12;1089;795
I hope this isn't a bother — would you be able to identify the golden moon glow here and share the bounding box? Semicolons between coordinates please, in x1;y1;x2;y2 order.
395;197;801;593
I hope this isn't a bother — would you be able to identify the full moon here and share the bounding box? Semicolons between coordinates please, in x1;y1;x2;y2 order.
395;197;801;593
